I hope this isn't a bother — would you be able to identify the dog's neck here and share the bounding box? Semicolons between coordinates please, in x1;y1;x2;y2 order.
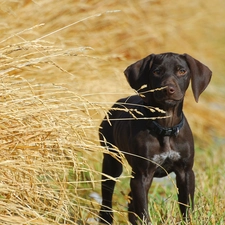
157;103;183;128
145;102;184;138
145;98;184;128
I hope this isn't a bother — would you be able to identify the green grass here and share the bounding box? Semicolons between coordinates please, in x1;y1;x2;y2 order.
98;144;225;224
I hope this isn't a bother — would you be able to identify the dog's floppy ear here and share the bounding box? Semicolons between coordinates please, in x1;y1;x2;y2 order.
124;54;155;91
184;54;212;102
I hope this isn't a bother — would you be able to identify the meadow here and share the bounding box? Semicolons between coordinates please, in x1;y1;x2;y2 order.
0;0;225;224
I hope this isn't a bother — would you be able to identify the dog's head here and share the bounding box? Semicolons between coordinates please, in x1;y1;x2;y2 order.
124;53;212;106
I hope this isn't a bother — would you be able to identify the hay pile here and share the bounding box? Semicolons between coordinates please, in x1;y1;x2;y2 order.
0;79;100;223
0;43;104;223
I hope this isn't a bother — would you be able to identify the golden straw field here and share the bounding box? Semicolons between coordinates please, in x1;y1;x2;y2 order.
0;0;225;224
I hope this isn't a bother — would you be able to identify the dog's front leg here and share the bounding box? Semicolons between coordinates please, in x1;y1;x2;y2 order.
176;169;195;219
128;170;154;224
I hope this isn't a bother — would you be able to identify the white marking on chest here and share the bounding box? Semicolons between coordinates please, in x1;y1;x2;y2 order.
151;150;181;165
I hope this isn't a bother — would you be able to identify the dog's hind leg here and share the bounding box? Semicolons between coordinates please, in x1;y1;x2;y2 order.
99;152;123;224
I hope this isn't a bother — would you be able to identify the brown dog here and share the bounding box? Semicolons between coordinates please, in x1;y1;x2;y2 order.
99;53;212;224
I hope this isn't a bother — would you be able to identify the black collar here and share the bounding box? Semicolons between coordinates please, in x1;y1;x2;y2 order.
148;114;184;137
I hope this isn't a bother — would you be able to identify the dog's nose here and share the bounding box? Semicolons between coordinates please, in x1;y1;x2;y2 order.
164;85;175;95
168;86;175;94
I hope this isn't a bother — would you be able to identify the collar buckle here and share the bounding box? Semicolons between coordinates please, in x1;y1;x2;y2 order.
149;114;184;137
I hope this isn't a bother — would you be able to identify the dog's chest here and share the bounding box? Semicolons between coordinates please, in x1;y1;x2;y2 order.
151;150;181;165
150;137;181;165
147;137;182;177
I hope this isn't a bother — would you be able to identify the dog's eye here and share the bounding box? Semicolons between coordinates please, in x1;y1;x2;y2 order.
177;69;187;76
153;69;161;75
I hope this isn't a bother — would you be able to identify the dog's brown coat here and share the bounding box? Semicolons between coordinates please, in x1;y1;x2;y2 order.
99;53;212;224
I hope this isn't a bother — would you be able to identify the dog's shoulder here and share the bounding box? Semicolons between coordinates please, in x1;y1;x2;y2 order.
115;95;144;107
109;95;147;120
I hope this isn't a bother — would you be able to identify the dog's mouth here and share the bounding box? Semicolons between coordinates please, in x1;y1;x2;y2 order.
163;98;181;106
153;87;184;105
140;85;184;106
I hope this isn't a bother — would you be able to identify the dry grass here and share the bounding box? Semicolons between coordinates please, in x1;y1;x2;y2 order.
0;72;104;223
0;0;225;224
